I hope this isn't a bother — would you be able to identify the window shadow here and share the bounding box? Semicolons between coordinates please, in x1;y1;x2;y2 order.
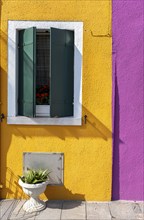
0;30;112;141
12;104;112;141
0;29;113;200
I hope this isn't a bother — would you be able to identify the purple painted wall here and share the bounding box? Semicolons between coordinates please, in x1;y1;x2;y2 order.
112;1;144;200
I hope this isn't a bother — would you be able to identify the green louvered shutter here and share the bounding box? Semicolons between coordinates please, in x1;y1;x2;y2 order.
18;27;36;117
50;28;74;117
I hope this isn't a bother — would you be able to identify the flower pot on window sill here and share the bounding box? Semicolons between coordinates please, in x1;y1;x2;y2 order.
18;179;48;213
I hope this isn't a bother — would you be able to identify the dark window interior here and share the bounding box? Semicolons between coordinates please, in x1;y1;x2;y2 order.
36;31;50;105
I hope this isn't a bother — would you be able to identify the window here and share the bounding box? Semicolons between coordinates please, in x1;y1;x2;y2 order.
8;21;83;125
36;31;50;117
18;27;74;118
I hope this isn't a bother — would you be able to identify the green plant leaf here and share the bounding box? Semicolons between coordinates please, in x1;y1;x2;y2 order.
18;169;50;184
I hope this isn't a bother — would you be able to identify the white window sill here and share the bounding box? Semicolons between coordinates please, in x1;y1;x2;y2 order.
7;116;82;126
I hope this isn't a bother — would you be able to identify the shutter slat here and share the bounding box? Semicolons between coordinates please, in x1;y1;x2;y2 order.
50;28;74;117
18;27;36;117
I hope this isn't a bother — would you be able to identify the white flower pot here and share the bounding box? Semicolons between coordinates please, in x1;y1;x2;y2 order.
19;179;48;213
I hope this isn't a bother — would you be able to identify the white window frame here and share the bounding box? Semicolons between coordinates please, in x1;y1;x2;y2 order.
8;20;83;125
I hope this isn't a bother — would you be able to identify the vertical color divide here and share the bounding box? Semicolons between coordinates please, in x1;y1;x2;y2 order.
112;0;144;200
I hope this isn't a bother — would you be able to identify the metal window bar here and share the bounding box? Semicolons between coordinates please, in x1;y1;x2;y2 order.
36;33;50;86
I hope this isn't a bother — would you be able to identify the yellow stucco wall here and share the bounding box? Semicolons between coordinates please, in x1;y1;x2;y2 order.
0;0;112;200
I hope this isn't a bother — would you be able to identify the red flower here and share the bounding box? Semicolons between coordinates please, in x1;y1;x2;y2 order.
36;93;40;97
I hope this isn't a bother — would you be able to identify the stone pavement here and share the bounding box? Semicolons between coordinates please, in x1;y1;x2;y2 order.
0;200;143;220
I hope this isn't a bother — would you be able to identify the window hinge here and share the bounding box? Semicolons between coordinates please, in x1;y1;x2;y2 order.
84;115;87;124
0;113;5;122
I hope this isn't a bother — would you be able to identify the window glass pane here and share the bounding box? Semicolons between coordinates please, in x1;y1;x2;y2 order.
36;32;50;105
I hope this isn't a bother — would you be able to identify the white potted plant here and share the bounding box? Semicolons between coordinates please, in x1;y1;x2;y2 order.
18;169;50;213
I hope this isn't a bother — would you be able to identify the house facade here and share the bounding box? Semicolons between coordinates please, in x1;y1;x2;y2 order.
0;0;143;201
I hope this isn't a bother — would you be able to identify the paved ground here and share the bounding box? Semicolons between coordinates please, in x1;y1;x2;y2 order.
0;200;143;220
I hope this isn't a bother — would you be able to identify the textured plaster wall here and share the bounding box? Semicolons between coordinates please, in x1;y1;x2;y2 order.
0;1;112;200
112;0;144;200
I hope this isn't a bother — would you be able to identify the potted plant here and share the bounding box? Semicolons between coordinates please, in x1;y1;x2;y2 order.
18;169;50;213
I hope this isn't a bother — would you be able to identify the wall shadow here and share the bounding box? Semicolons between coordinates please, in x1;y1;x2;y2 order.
0;30;8;199
112;75;120;200
4;166;85;202
0;29;113;200
0;0;4;198
112;56;121;200
46;200;84;210
5;166;85;201
4;167;27;199
0;29;112;140
11;104;112;141
45;185;85;201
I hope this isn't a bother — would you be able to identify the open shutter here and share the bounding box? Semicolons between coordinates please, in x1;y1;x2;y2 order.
50;28;74;117
18;27;36;117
